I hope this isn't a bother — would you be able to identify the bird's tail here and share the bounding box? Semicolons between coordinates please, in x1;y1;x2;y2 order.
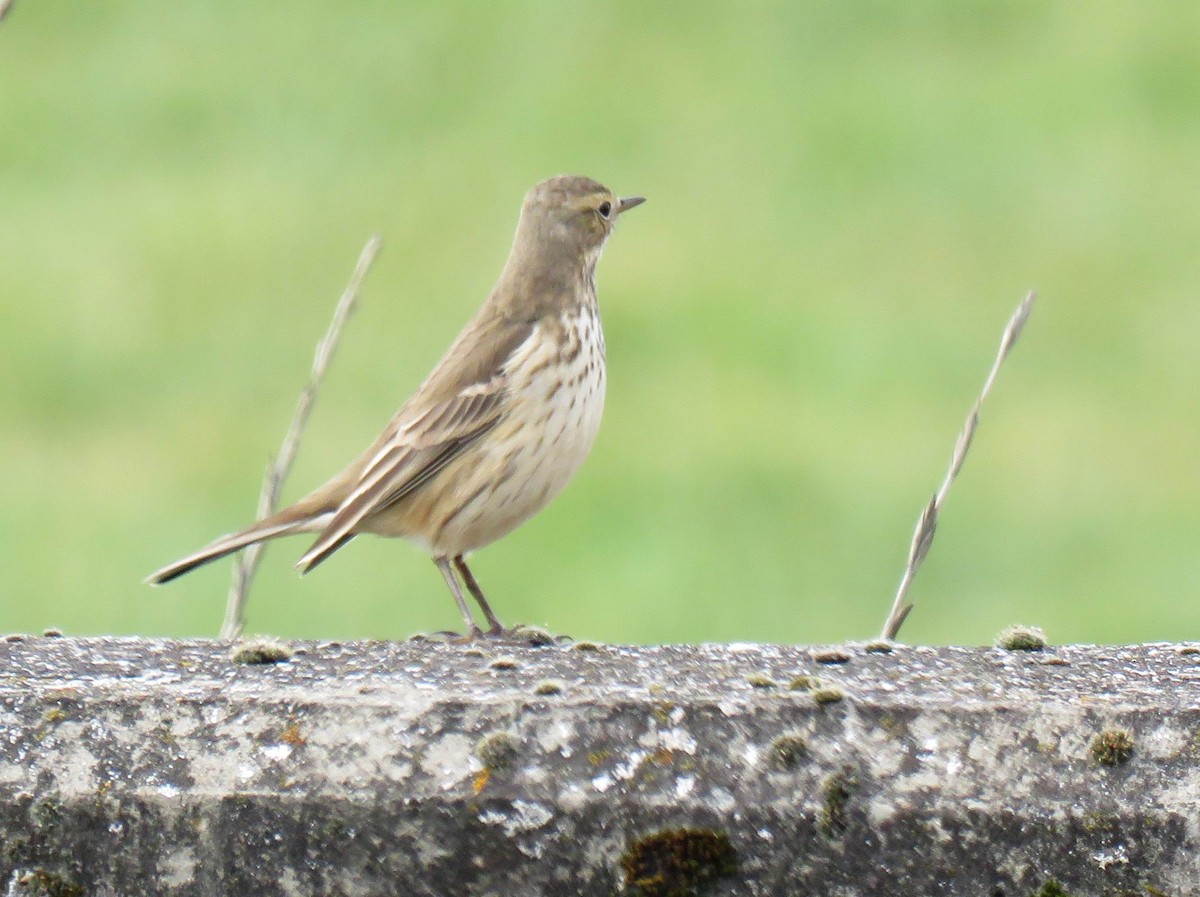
146;506;331;585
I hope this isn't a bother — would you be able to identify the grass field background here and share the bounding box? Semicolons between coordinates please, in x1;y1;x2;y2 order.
2;3;1198;645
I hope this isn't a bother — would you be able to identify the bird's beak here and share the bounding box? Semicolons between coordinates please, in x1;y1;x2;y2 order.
617;196;646;214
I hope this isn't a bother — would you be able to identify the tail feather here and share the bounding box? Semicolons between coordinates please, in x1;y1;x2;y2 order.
295;531;356;575
146;511;330;585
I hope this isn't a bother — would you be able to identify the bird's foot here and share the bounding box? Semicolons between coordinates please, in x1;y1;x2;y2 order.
477;623;570;646
411;624;569;646
438;624;514;644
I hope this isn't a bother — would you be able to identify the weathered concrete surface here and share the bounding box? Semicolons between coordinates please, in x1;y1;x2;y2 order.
1;636;1199;896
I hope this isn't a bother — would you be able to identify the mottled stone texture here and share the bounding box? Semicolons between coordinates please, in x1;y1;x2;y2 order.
2;637;1199;896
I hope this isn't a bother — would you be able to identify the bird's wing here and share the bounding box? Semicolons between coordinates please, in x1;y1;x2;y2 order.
295;316;535;572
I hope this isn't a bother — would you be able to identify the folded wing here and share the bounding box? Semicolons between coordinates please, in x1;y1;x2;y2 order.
295;317;534;573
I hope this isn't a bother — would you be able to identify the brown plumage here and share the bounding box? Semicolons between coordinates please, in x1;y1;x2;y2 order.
148;175;644;637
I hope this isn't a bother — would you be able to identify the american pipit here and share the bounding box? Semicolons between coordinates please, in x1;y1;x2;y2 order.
148;175;644;637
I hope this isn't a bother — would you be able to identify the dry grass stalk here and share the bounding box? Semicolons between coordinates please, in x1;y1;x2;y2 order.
220;235;383;639
879;290;1036;641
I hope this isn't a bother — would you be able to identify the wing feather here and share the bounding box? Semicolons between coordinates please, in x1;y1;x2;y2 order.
296;347;526;572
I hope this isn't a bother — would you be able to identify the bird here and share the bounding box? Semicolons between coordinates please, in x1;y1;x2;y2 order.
147;175;645;638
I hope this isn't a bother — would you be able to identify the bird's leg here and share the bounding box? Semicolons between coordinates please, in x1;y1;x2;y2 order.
434;556;482;638
454;555;505;635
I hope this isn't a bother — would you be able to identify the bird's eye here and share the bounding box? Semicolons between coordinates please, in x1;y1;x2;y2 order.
597;201;612;219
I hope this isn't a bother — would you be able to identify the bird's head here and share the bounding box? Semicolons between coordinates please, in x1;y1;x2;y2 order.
515;175;645;264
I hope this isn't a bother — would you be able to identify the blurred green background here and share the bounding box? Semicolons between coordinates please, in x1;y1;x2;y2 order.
2;3;1198;645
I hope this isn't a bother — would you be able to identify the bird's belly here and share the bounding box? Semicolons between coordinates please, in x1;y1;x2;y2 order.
377;316;607;557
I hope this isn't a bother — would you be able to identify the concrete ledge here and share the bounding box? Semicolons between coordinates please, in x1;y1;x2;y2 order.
2;636;1199;895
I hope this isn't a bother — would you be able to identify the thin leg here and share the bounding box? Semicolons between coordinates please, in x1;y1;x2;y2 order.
434;556;482;637
454;555;504;635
